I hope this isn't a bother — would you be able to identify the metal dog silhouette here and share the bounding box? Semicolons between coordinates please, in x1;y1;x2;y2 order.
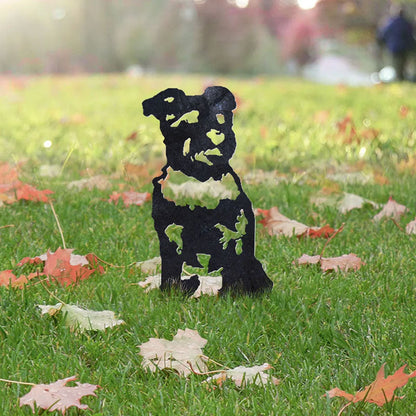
143;86;273;295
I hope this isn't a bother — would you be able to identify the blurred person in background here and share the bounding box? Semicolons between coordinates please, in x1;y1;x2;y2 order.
377;4;416;81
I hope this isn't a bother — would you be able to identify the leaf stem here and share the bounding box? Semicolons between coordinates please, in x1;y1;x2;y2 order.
203;355;231;370
39;278;67;305
49;201;66;249
0;378;35;386
187;361;227;376
93;254;136;269
0;224;15;230
390;217;404;232
320;223;345;258
337;401;351;416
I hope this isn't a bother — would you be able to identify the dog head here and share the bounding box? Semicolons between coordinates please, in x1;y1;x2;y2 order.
143;86;237;181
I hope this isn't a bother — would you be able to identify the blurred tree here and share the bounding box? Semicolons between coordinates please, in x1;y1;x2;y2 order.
1;0;415;75
83;0;120;72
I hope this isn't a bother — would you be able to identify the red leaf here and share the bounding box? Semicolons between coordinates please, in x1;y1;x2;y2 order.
0;270;39;288
17;256;43;267
16;183;53;202
0;162;53;204
1;249;104;289
125;130;138;141
0;270;17;287
43;248;95;286
399;105;409;118
300;225;336;239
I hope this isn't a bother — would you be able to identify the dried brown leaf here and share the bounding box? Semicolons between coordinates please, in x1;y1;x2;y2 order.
373;196;408;222
294;253;364;272
204;363;280;387
406;217;416;235
139;328;208;376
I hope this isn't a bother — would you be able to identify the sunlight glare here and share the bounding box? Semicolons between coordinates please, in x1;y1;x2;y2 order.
235;0;249;8
297;0;318;10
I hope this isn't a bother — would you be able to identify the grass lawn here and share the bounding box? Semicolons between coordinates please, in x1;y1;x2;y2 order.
1;74;416;415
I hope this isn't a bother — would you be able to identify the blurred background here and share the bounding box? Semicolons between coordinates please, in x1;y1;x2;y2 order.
1;0;416;84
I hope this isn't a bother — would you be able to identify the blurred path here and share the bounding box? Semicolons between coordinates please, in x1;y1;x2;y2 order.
302;54;372;86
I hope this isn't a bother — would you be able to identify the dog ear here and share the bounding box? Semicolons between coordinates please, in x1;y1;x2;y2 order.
203;86;236;112
142;88;186;120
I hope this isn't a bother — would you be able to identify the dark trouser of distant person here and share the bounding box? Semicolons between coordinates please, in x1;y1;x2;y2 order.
392;51;409;80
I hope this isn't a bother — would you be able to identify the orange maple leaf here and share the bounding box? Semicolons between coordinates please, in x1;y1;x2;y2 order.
0;162;53;203
0;270;38;288
16;183;54;202
327;364;416;407
1;249;104;289
300;225;335;239
0;270;17;287
43;248;96;286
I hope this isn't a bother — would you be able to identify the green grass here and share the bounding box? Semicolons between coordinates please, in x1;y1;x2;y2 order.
1;75;416;415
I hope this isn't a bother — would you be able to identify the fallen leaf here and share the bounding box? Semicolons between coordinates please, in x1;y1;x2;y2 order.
256;207;309;237
256;207;335;238
39;164;61;178
137;274;162;292
361;128;379;141
191;275;222;298
327;364;416;407
18;250;90;267
294;253;364;272
338;193;380;214
19;376;99;414
399;105;409;118
123;161;164;183
125;130;138;141
0;270;18;286
310;189;341;207
109;191;151;207
0;270;39;288
336;115;358;144
137;274;222;298
0;162;53;204
373;196;408;222
136;256;161;274
2;248;104;289
16;184;53;202
67;175;111;191
397;156;416;174
139;328;208;376
243;170;287;186
301;225;336;239
204;363;280;387
38;303;124;332
406;217;416;234
327;171;372;184
42;248;97;286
